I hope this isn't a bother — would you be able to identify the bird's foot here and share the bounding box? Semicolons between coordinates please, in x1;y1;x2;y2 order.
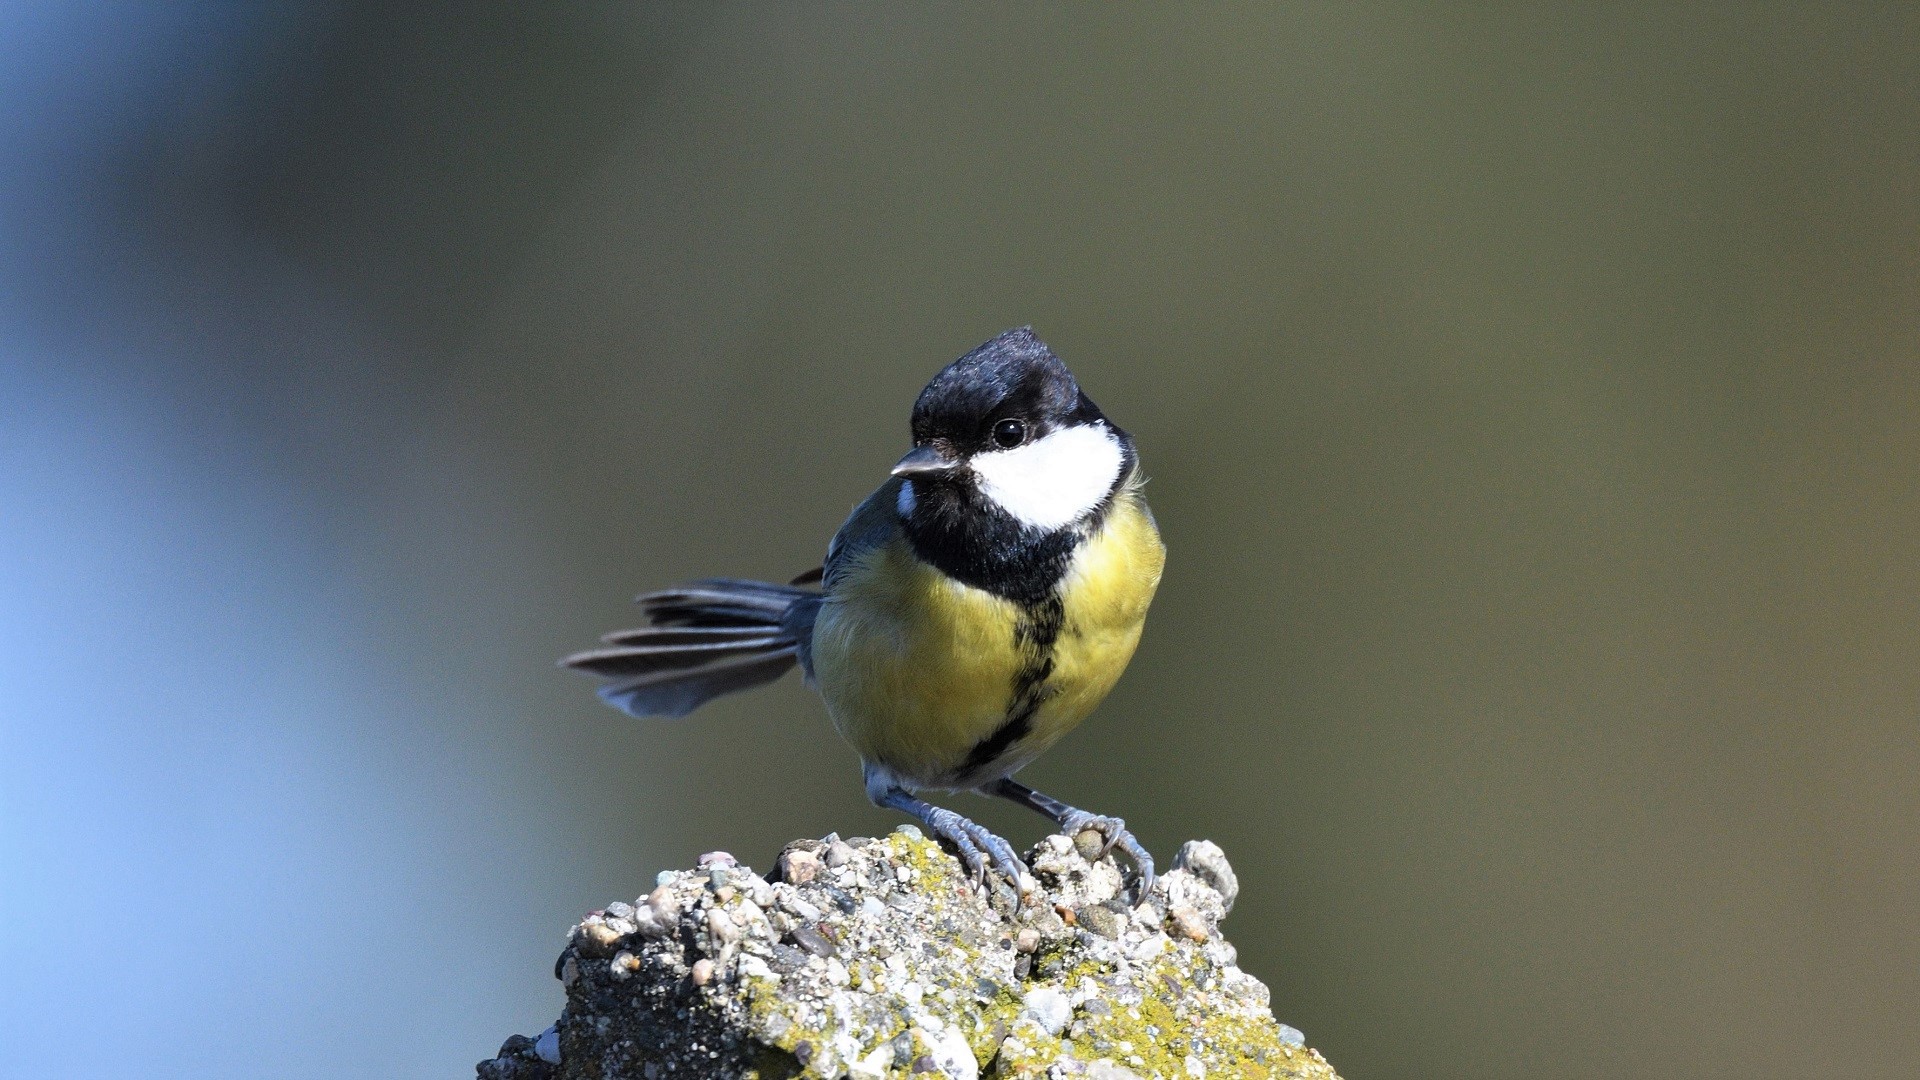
868;777;1029;887
1057;809;1156;898
921;804;1029;886
981;777;1157;901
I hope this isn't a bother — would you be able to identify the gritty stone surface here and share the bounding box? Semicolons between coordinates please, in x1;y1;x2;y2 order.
477;831;1339;1080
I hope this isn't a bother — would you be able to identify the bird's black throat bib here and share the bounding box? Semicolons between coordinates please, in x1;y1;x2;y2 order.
901;482;1085;607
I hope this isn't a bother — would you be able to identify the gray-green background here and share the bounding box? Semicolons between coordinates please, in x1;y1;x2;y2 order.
4;5;1915;1078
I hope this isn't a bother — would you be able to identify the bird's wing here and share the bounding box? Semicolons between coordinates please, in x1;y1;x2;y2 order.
822;475;907;592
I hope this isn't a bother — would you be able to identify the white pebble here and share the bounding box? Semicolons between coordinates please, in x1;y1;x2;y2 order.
608;951;640;981
533;1026;560;1064
645;885;679;927
847;1042;895;1080
917;1018;979;1080
630;904;666;940
1131;932;1169;961
1021;986;1072;1036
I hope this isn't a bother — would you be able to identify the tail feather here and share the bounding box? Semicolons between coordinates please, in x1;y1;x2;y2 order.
565;635;790;677
594;647;799;719
640;580;804;628
564;577;817;718
600;624;783;646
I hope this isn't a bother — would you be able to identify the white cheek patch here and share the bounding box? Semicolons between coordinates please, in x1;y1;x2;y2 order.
969;423;1125;530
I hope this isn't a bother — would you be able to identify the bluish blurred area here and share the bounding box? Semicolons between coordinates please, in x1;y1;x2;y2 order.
0;5;601;1074
3;4;1917;1078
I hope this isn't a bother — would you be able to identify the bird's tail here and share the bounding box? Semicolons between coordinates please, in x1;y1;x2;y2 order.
562;578;818;719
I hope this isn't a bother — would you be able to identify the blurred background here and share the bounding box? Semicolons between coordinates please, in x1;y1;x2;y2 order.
2;4;1915;1077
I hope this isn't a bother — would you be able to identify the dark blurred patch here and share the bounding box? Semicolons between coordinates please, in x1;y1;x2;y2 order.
104;4;697;350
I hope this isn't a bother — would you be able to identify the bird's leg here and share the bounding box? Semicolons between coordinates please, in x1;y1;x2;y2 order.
864;766;1026;884
984;776;1155;895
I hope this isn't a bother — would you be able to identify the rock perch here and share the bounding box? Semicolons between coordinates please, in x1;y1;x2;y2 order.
477;828;1340;1079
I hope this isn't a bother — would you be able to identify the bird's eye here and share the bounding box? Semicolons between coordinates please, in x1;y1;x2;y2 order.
992;418;1027;448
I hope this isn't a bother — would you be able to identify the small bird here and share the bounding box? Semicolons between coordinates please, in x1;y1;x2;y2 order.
564;328;1166;889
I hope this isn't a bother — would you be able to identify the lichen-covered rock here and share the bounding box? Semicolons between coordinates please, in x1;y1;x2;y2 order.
477;830;1339;1080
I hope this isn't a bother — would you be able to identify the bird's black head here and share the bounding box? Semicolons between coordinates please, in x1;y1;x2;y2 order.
889;328;1135;603
907;327;1109;457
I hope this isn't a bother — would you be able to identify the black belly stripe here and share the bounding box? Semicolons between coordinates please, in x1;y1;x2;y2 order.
958;596;1064;779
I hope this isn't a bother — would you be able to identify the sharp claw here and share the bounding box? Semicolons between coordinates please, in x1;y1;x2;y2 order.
961;820;1025;886
1118;836;1156;898
977;829;1028;884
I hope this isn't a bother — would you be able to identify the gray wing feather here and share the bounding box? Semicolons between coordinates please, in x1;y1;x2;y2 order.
823;477;907;591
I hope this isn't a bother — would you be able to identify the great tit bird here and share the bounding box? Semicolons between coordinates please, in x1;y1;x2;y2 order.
564;327;1165;889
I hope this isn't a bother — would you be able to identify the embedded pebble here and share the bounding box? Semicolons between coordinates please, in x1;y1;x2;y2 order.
779;847;822;885
1172;839;1240;912
1073;828;1106;862
1079;905;1123;939
825;840;855;868
707;907;741;947
789;924;837;958
532;1026;560;1065
576;918;623;954
1277;1023;1307;1047
644;884;678;927
1168;905;1209;942
1022;985;1072;1035
690;958;715;986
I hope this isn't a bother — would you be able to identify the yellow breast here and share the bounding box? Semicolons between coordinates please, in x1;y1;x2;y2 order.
810;489;1164;788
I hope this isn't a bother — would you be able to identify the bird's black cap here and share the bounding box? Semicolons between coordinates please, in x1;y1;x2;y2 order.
910;328;1108;451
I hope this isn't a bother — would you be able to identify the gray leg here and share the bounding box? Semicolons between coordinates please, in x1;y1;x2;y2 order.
985;776;1155;894
865;765;1026;883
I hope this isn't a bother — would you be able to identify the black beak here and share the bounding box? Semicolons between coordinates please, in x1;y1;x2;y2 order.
891;445;959;478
